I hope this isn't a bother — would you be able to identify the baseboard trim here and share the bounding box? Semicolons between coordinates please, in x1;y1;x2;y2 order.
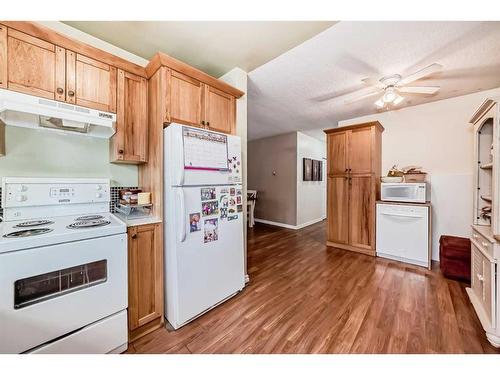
326;241;375;257
254;217;326;230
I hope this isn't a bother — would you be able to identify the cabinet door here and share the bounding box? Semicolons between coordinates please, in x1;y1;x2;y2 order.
349;176;374;251
204;84;235;134
0;25;7;89
128;224;163;332
67;53;117;112
327;176;349;244
6;28;65;100
327;132;347;175
167;70;204;127
111;69;148;163
348;127;372;174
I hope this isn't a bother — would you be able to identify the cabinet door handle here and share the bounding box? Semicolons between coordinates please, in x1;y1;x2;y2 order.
118;149;124;154
56;87;64;95
207;121;210;126
131;234;137;239
201;120;205;125
68;90;75;97
345;168;348;172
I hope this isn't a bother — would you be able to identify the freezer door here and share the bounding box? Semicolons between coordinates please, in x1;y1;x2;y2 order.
164;124;242;187
164;184;245;328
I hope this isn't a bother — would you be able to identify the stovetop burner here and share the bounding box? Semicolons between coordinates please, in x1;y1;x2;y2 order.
67;219;111;229
3;228;54;238
14;220;55;228
75;215;105;221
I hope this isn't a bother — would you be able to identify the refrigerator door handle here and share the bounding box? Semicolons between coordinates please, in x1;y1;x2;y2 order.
176;130;185;186
177;188;186;243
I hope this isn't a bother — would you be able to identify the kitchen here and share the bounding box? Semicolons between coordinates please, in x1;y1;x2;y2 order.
0;20;245;353
1;5;500;374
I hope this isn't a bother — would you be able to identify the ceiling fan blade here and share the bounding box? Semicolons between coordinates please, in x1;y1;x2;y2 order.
361;77;386;89
398;86;440;94
399;63;443;85
342;87;383;104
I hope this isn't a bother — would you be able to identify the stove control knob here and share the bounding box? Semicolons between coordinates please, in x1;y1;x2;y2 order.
95;193;102;198
17;185;27;192
16;194;27;202
96;185;102;190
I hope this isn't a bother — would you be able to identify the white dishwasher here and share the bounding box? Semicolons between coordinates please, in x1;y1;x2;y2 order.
376;202;431;269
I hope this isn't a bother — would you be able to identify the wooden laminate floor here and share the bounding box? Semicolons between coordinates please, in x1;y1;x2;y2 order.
127;221;499;354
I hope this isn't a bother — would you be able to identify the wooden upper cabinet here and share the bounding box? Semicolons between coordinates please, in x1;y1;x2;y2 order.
110;69;148;164
67;53;117;113
0;25;6;89
348;126;372;174
204;85;235;134
0;25;120;113
166;73;237;134
327;131;347;175
167;69;203;126
128;223;163;341
4;28;65;100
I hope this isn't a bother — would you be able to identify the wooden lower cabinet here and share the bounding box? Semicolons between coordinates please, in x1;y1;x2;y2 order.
327;175;375;255
348;176;375;252
127;223;164;342
327;176;349;244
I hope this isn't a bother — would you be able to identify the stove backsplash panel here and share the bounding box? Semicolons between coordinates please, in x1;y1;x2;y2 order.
0;186;138;219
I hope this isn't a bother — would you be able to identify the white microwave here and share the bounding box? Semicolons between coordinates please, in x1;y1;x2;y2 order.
380;182;429;203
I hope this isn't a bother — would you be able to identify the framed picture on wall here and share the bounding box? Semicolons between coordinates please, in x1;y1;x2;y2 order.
312;160;320;181
318;160;323;181
303;158;312;181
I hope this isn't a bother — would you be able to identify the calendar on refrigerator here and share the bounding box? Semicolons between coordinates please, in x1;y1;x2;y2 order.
183;127;229;171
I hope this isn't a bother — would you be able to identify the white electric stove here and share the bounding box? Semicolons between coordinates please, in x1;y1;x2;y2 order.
0;177;128;354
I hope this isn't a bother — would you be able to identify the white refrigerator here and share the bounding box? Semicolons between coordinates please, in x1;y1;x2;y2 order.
163;124;245;329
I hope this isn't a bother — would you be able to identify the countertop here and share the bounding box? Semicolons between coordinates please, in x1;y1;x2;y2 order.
113;213;162;227
376;200;431;207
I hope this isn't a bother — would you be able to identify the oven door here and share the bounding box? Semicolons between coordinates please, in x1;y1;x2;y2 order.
0;234;127;354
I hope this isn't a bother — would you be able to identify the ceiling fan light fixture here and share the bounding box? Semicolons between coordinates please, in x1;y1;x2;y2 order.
382;87;397;103
393;95;404;105
375;99;385;108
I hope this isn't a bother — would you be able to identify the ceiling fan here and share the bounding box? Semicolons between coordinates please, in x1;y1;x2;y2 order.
337;63;443;108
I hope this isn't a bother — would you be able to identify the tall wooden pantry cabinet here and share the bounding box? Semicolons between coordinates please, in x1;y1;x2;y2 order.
324;122;383;256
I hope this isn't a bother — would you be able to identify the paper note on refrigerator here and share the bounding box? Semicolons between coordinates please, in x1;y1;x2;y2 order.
183;127;229;171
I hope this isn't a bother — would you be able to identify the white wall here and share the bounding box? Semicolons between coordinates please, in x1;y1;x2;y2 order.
339;87;500;260
0;126;138;186
219;68;248;276
296;132;327;227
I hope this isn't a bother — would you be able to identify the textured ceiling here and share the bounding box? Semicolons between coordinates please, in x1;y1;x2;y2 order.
248;21;500;140
63;21;335;77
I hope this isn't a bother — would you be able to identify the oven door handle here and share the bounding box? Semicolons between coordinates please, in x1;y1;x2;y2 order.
177;188;186;243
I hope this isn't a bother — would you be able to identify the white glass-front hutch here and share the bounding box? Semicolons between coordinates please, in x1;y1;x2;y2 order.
467;98;500;347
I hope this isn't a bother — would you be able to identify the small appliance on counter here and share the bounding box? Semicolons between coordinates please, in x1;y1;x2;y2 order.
381;182;429;203
376;164;431;269
0;177;128;354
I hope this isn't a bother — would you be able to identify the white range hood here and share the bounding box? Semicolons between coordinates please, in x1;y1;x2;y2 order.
0;88;116;138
